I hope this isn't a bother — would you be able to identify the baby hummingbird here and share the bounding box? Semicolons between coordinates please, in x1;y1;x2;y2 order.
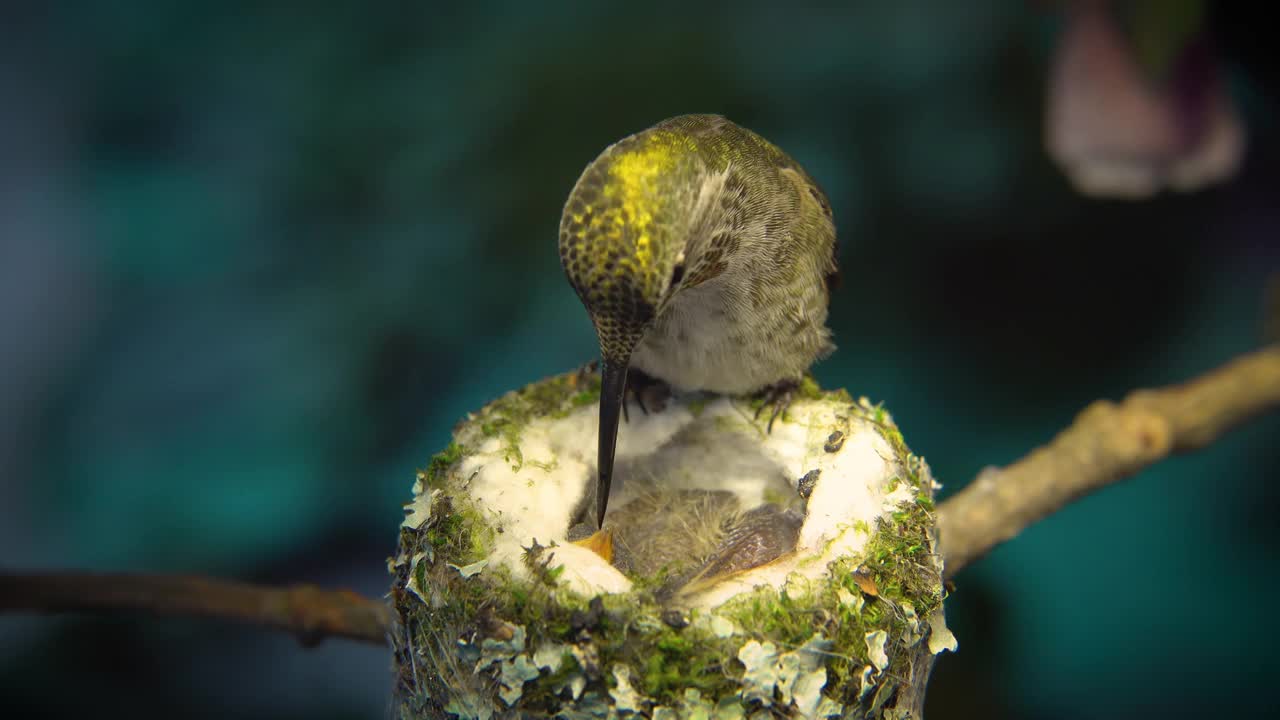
558;114;839;528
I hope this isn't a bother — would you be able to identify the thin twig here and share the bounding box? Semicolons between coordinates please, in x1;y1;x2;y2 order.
4;346;1277;646
937;344;1280;577
0;571;393;647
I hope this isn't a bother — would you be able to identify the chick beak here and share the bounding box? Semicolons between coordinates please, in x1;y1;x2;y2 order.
596;357;629;528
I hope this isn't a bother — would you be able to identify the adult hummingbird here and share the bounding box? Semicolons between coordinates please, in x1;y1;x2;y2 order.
558;114;839;528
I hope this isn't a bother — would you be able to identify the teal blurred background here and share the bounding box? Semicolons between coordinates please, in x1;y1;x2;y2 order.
1;2;1276;718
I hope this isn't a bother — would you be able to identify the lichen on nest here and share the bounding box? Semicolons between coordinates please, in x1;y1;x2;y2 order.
389;366;954;719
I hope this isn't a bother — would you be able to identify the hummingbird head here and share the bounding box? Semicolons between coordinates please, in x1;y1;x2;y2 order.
558;126;706;527
558;131;702;362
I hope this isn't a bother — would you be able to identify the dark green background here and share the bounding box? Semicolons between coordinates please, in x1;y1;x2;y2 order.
2;2;1276;718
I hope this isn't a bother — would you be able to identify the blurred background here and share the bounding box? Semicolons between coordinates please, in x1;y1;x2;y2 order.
1;1;1276;718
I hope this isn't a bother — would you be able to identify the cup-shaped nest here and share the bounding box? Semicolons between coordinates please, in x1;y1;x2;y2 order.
390;367;955;719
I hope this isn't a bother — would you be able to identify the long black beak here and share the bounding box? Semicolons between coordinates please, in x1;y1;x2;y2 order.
596;357;629;528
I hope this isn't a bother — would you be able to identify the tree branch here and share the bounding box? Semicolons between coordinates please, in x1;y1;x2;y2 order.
0;571;393;647
937;344;1280;577
4;346;1277;649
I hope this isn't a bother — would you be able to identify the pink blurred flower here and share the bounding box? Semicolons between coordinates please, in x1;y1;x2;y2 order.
1045;0;1245;197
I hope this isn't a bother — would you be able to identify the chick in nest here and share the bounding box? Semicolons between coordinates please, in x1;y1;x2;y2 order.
570;472;806;600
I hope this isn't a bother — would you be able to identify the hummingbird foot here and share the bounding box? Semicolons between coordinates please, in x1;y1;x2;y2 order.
620;367;671;423
752;378;800;433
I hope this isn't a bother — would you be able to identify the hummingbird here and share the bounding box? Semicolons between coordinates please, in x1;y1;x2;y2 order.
558;114;839;528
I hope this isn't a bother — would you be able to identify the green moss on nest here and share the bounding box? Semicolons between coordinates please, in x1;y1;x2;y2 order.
392;369;945;719
713;500;942;713
796;374;824;401
397;542;747;713
463;365;601;471
420;441;465;490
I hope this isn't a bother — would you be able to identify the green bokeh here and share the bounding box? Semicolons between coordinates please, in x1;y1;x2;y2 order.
2;2;1276;718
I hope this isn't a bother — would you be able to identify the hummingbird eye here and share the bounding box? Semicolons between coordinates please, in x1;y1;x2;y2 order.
669;263;685;287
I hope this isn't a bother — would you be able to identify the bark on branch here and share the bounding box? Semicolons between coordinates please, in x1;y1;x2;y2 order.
3;346;1277;649
0;571;393;647
937;344;1280;577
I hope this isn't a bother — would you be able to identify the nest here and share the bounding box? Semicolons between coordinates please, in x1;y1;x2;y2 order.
388;367;954;719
